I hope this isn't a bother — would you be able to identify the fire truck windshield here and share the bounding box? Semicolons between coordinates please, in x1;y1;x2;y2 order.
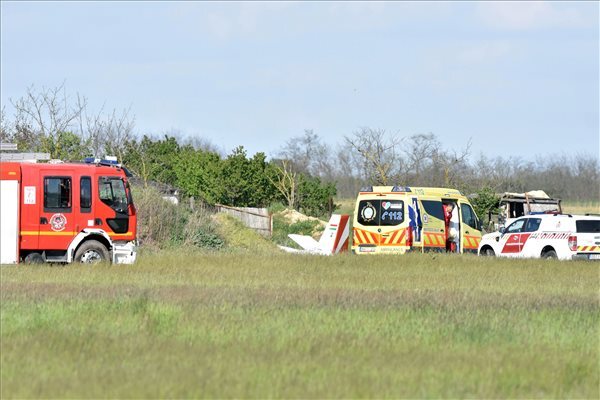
99;177;128;213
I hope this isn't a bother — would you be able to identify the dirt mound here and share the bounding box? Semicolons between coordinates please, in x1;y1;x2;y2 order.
279;209;326;227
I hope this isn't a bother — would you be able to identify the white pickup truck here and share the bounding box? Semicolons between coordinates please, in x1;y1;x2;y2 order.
478;214;600;260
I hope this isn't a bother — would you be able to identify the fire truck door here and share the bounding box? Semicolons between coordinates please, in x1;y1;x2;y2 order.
38;173;75;250
97;176;131;237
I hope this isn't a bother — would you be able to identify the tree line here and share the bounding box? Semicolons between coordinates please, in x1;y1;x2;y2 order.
1;84;598;218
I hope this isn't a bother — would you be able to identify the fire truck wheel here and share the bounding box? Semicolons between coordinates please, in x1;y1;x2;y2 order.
75;240;110;264
24;252;44;264
541;249;558;259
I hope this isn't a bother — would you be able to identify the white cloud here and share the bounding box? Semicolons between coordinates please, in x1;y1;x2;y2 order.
456;41;512;65
168;2;294;40
476;1;593;30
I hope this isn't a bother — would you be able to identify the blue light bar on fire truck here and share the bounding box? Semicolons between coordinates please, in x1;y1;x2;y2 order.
83;157;133;177
84;156;120;167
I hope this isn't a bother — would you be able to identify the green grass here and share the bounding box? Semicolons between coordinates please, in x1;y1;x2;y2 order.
213;213;278;252
336;198;356;216
1;252;598;398
271;213;324;248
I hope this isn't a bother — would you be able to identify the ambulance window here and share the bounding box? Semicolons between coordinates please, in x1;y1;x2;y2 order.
357;200;380;226
523;218;541;232
421;200;444;220
460;204;478;229
506;219;525;234
44;177;71;212
576;220;600;233
380;200;404;226
80;177;92;212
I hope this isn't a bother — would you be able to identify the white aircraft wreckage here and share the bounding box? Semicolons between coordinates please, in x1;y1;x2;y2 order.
279;214;350;255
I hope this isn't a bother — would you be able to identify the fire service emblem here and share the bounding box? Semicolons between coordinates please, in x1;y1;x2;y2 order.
50;213;67;232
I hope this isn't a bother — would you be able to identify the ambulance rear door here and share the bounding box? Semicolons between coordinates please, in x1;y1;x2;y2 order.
378;198;407;250
419;198;447;251
354;199;382;251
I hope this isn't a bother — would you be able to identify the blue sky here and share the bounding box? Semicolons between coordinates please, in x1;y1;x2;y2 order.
1;1;598;159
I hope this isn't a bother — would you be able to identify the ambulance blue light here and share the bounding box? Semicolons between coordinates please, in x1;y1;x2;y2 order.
360;186;373;192
392;186;411;192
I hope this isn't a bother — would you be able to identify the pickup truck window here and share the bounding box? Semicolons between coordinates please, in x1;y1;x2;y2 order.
523;218;542;232
576;220;600;233
506;219;525;234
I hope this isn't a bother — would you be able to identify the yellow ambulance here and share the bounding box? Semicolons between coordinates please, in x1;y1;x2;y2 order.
352;186;482;255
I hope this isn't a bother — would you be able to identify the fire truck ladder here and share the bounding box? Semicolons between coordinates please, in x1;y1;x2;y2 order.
0;143;50;162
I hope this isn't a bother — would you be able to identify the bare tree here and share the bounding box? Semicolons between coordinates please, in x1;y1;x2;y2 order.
267;159;298;208
433;138;472;187
278;129;334;179
0;106;9;142
10;83;85;141
403;133;440;181
344;128;403;185
3;83;135;159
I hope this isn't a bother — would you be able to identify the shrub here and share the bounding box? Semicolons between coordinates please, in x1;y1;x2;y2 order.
132;185;223;250
271;214;324;248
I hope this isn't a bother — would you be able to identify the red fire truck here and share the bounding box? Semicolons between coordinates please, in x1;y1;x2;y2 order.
0;158;137;264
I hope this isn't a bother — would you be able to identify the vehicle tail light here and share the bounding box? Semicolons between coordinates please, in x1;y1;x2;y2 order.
568;235;577;251
406;227;413;247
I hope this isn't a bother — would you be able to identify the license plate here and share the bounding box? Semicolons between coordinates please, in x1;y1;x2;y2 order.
590;254;600;260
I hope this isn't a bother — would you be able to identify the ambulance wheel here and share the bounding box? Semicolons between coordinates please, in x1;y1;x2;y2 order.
75;240;109;264
541;249;557;259
24;252;44;264
481;246;495;257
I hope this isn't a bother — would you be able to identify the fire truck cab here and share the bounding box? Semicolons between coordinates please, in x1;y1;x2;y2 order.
0;159;137;264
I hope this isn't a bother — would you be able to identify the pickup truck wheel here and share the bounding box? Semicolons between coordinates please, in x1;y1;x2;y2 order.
75;240;109;264
542;249;558;259
481;246;495;257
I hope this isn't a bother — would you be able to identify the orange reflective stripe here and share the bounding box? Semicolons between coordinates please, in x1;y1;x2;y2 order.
356;230;367;244
576;245;600;252
397;229;406;245
357;229;377;245
353;230;360;245
438;234;445;246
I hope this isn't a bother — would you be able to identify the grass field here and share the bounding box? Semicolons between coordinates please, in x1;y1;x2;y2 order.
562;200;600;216
1;251;598;398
